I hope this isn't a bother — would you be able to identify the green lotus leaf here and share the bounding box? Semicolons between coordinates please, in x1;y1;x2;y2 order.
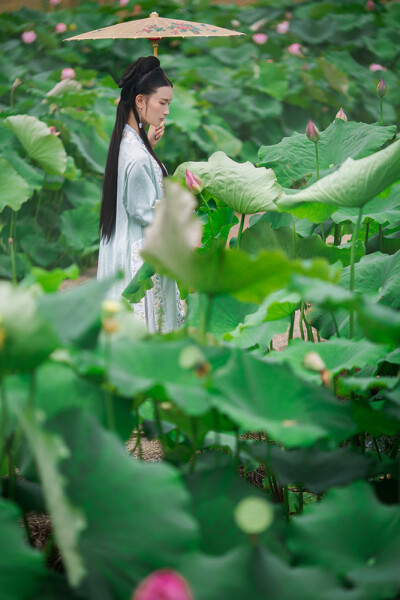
258;119;396;188
267;338;389;384
277;139;400;222
141;181;339;302
288;481;400;599
0;157;30;213
332;182;400;226
186;293;258;338
3;115;67;176
174;151;283;214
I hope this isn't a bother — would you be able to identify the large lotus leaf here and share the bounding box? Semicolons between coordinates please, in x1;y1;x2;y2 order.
277;139;400;223
0;497;72;600
258;120;396;188
3;115;67;176
44;409;198;599
202;124;243;158
37;276;117;348
224;317;290;354
186;293;258;338
179;540;366;600
21;264;79;293
174;151;283;214
19;409;87;588
212;350;356;447
0;157;31;213
185;456;282;556
247;62;289;101
332;182;400;226
122;261;155;304
288;481;400;599
0;282;59;373
267;338;389;384
108;338;230;416
60;206;99;251
269;447;374;494
141;181;340;302
241;216;363;267
3;147;44;196
366;228;400;256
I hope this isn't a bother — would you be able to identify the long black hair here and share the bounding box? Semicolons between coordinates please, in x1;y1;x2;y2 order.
99;56;173;242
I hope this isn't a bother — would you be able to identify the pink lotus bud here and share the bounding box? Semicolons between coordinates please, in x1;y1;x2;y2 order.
49;126;60;136
50;0;61;5
61;68;75;80
285;12;293;19
133;3;142;14
369;63;386;72
132;570;193;600
120;0;129;5
8;237;13;245
288;43;302;56
55;22;67;33
306;119;320;143
365;0;374;10
377;78;388;97
231;19;240;27
276;21;289;34
21;31;37;44
266;59;274;63
252;33;268;44
335;107;348;121
185;169;203;194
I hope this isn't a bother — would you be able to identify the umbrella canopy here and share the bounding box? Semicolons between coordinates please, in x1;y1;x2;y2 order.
64;11;245;56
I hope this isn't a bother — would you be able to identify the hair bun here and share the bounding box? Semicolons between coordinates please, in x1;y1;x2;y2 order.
118;55;160;88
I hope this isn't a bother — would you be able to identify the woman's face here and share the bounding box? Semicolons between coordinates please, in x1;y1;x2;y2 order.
136;86;173;128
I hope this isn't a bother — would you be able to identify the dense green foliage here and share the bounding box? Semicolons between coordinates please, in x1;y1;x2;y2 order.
1;0;400;599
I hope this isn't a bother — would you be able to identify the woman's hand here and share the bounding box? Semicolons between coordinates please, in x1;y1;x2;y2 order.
148;119;165;148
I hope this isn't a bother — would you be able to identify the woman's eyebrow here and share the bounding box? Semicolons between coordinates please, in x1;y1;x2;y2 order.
160;98;172;102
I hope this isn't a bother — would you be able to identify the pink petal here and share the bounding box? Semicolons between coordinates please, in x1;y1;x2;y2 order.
252;33;268;44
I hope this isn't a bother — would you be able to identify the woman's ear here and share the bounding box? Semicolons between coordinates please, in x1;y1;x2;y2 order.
135;93;145;110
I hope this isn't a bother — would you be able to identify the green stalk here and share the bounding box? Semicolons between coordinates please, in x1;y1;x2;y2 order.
298;484;304;513
373;437;382;462
153;399;166;453
331;310;341;338
315;141;320;180
349;208;363;338
237;213;246;249
365;222;370;247
320;221;326;243
9;238;17;286
190;417;198;473
0;379;8;468
288;312;295;341
199;191;214;241
299;302;305;341
380;96;383;126
317;330;321;343
378;224;384;252
291;216;296;260
104;335;115;431
199;293;213;345
334;224;341;246
283;486;290;522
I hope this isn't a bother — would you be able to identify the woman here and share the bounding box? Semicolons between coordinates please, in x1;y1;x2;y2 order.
97;56;185;333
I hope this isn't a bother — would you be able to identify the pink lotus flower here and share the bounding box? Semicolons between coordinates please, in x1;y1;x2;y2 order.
132;570;193;600
252;33;268;44
288;43;302;56
61;68;75;80
21;31;37;44
335;107;348;121
55;22;67;33
50;0;61;5
120;0;129;5
365;0;375;10
377;78;388;97
185;169;203;194
306;119;320;143
276;21;289;34
49;126;61;136
369;63;386;72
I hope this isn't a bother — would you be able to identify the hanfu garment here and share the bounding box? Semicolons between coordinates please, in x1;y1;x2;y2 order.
97;123;184;333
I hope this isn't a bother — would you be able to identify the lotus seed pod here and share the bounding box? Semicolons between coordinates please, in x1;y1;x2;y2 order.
306;119;320;143
178;344;206;370
234;497;274;534
303;351;326;373
102;300;122;315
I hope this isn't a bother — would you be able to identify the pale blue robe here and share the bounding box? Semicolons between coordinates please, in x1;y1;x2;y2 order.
97;124;184;333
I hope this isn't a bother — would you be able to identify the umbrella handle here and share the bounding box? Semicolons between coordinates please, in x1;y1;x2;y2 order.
147;37;161;57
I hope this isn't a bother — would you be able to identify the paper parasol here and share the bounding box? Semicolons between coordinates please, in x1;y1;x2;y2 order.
64;11;246;56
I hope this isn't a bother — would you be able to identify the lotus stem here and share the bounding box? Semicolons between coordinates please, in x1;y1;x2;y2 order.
291;216;296;259
320;221;326;243
153;399;166;453
199;191;214;241
104;335;115;431
283;486;290;521
199;293;213;344
349;208;363;338
378;224;384;252
288;313;295;341
380;97;383;126
9;238;17;286
317;330;321;342
298;484;304;513
190;417;198;473
315;141;320;180
300;303;305;340
0;379;8;469
334;224;341;246
373;437;382;462
331;310;341;338
364;222;369;247
237;213;246;249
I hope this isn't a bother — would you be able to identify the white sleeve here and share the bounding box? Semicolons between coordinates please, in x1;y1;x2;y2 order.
124;155;157;227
